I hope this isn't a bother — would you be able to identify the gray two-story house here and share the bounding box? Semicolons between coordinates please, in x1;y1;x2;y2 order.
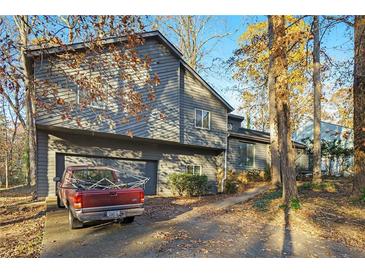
28;31;308;198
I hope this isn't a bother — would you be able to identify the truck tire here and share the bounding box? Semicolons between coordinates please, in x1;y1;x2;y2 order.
122;216;135;224
68;209;83;229
57;195;65;208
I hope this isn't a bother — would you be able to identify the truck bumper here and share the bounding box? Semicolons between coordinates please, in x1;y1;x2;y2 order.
74;207;144;222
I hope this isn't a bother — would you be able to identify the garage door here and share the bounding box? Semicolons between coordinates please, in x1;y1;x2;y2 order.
56;154;158;195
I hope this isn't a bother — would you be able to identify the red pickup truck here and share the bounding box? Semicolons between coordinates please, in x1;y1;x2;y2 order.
54;166;145;229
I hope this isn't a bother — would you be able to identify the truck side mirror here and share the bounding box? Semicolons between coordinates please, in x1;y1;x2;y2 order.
53;176;60;182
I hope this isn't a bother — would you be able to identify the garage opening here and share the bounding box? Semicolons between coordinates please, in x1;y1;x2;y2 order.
56;153;158;195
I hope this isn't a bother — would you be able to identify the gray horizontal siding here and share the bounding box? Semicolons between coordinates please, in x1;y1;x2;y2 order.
227;137;309;173
180;66;227;149
34;39;180;143
227;137;269;171
37;129;223;197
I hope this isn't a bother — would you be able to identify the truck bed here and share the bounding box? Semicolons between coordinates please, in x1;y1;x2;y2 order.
80;188;144;209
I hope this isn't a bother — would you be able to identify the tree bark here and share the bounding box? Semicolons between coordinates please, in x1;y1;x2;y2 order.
16;16;37;187
268;15;281;187
353;16;365;197
312;16;322;185
272;16;298;205
2;99;9;188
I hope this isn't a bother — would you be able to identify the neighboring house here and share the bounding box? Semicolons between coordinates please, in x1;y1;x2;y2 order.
28;31;308;198
293;120;353;175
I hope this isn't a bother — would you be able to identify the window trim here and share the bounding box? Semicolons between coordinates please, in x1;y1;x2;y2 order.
238;142;256;168
185;165;202;175
194;108;211;130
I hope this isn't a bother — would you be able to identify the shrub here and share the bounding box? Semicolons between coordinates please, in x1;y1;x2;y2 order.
224;170;238;193
236;172;250;192
168;173;209;196
218;169;270;194
290;198;301;210
246;169;264;181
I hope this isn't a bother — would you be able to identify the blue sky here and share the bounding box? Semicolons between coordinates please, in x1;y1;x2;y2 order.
151;16;354;115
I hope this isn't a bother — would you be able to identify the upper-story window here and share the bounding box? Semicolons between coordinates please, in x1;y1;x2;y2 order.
239;142;255;167
195;109;210;129
77;85;107;110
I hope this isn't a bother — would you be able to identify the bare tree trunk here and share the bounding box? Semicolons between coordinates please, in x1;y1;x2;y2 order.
5;153;8;188
312;16;322;185
353;16;365;197
2;99;9;188
272;16;298;205
268;15;281;187
15;16;37;187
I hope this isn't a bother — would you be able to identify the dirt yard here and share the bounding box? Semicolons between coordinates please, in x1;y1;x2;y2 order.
0;186;46;258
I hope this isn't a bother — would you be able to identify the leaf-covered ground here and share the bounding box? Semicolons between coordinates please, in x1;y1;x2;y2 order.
42;179;365;258
3;180;364;258
141;179;365;257
0;186;46;258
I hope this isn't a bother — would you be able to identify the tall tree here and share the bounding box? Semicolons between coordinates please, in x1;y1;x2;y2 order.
312;16;322;185
0;99;9;188
230;16;313;132
239;89;268;130
328;87;353;128
272;16;298;205
352;16;365;197
14;16;37;186
268;15;281;187
152;16;230;72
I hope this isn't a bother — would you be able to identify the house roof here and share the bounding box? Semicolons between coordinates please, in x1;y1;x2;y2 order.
229;128;307;149
27;30;234;112
27;30;183;57
228;113;245;121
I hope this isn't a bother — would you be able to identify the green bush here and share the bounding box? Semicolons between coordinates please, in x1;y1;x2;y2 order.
168;173;209;196
224;180;238;194
290;198;301;210
223;170;238;193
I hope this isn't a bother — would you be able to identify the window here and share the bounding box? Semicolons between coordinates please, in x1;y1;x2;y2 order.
195;109;210;129
239;142;255;167
77;86;107;110
185;165;202;175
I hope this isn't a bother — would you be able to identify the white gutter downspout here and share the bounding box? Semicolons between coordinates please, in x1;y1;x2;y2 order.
222;133;228;193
